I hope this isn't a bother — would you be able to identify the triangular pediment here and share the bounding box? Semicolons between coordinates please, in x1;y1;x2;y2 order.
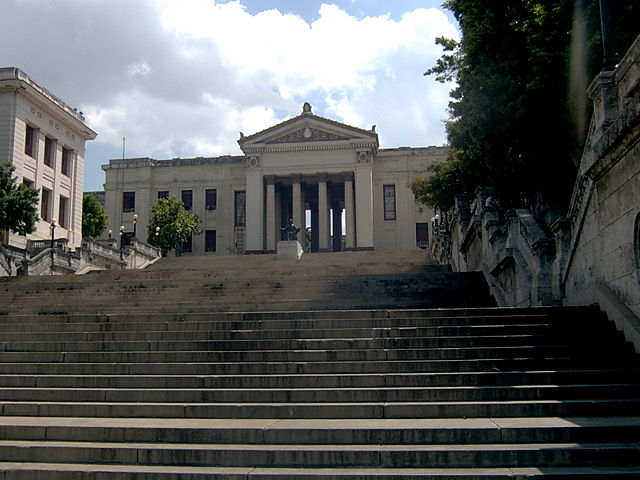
238;107;378;153
265;125;350;144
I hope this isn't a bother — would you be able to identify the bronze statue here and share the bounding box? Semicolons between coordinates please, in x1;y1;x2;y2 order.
281;219;300;241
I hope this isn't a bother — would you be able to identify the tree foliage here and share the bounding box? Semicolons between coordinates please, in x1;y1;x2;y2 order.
147;196;200;255
82;194;108;238
0;163;38;236
415;0;640;212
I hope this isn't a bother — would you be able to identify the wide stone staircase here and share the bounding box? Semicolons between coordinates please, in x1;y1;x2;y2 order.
0;251;638;478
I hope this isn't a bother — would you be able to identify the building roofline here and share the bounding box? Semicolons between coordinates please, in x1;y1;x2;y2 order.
0;67;97;139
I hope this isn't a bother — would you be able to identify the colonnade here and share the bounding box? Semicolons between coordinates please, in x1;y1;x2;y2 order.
245;169;374;253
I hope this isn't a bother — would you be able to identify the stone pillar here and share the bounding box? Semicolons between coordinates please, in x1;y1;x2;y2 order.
245;166;264;253
344;173;355;250
354;160;374;250
318;174;329;252
292;174;303;233
265;176;276;253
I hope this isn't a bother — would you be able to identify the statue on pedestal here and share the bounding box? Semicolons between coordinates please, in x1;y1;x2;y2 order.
281;219;300;241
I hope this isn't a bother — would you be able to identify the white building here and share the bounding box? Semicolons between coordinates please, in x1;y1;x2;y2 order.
0;67;97;249
103;103;445;255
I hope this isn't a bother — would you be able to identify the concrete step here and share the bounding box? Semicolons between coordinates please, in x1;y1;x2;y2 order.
0;324;619;343
3;398;640;418
0;334;624;353
0;439;638;468
0;384;638;403
0;356;628;375
2;369;636;388
0;314;599;333
2;416;639;445
1;463;640;479
0;344;628;364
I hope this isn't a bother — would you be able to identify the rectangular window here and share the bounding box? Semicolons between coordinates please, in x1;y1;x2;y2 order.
205;189;217;210
44;136;55;168
25;125;37;158
181;189;193;211
58;196;69;229
122;191;136;212
182;234;193;253
234;190;246;226
41;187;51;221
205;230;217;252
383;185;396;221
416;222;429;248
61;147;73;177
158;191;169;200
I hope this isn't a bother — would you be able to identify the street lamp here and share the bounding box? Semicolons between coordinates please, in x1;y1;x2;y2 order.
133;214;138;238
119;225;125;250
50;218;56;249
155;226;160;238
108;229;112;240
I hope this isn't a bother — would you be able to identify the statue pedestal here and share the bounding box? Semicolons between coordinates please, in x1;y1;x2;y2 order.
277;240;303;261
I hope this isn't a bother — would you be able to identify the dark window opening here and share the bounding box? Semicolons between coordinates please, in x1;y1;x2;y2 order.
122;191;136;212
181;190;193;211
205;230;217;252
44;136;55;168
383;184;396;221
234;190;246;226
205;189;217;210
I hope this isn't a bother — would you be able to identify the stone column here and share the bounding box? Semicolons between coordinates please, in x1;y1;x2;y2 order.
318;173;329;252
245;166;264;253
292;174;303;236
355;158;374;250
265;175;276;252
344;173;355;250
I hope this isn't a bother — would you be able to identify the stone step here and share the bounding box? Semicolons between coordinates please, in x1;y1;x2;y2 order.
3;398;640;418
0;357;627;375
2;416;639;445
0;439;638;468
0;305;598;320
0;314;598;333
1;463;640;479
0;324;617;343
0;384;638;403
0;334;622;352
2;369;635;388
0;344;627;364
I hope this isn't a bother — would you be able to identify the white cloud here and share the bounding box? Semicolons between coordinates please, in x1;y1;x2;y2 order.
2;0;458;189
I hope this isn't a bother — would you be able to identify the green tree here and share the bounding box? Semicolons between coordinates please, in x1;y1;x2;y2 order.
0;163;38;236
417;0;640;212
81;194;108;238
147;196;200;255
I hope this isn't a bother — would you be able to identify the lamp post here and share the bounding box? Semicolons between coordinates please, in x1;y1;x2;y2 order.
50;218;56;249
119;225;125;250
133;214;138;238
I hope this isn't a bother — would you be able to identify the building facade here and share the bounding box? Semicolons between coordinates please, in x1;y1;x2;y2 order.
103;104;445;255
0;67;97;249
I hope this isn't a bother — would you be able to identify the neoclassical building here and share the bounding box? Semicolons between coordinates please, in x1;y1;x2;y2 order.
0;67;97;249
103;103;445;255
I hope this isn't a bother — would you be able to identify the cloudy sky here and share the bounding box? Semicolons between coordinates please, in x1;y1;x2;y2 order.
3;0;459;191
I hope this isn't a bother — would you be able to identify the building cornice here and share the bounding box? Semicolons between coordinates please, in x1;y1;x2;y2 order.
242;139;378;154
0;67;97;139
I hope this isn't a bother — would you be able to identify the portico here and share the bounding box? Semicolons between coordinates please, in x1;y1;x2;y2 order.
239;103;377;253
